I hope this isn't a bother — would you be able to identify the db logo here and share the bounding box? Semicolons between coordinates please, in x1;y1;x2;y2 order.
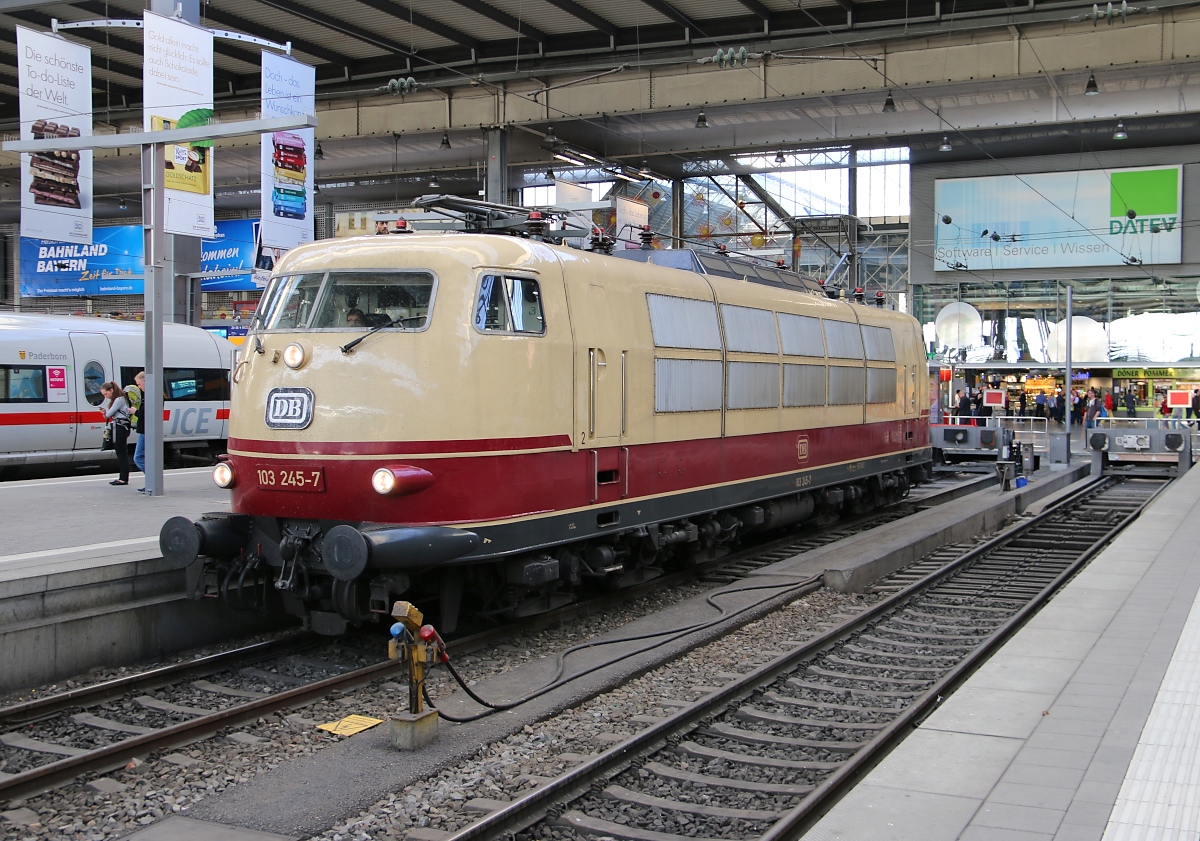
796;435;809;463
18;350;26;360
265;387;314;429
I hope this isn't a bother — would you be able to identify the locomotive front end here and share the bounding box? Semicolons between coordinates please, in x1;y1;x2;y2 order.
160;236;494;634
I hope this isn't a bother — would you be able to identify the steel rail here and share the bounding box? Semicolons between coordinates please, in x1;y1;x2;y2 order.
0;469;976;802
0;634;320;726
0;658;399;802
440;476;1164;841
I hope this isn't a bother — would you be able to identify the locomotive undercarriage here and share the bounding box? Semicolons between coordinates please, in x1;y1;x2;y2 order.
163;465;927;635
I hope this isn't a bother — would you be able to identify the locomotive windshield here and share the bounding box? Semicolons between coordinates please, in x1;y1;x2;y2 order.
257;270;435;331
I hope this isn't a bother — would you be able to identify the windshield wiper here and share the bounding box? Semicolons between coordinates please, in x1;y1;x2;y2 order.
340;318;401;355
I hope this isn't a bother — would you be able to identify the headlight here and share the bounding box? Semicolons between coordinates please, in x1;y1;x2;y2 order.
283;342;306;369
213;461;235;488
371;468;397;495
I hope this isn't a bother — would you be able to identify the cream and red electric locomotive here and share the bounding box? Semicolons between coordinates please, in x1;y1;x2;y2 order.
161;199;931;634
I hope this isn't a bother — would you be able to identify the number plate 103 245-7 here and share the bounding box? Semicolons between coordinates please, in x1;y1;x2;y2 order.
255;466;325;492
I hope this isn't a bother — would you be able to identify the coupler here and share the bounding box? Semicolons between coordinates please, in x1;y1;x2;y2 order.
386;600;446;749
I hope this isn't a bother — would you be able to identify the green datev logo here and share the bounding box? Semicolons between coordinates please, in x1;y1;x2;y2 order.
1110;168;1178;234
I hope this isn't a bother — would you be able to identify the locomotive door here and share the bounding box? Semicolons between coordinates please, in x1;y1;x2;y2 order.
68;332;114;453
572;284;625;445
565;282;627;504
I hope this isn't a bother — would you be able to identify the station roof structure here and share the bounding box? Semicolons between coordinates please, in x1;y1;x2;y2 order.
0;0;1197;214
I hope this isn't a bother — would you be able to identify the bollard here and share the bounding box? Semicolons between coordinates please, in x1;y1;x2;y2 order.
994;461;1015;492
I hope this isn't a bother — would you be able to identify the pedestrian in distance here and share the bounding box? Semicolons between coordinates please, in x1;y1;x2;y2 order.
129;371;148;493
99;381;132;485
1124;390;1137;418
1018;390;1027;417
1084;389;1102;429
1034;391;1046;418
1191;389;1200;422
956;389;971;418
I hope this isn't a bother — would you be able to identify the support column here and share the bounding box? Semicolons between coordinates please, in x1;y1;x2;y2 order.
671;179;685;249
142;143;167;497
484;127;509;204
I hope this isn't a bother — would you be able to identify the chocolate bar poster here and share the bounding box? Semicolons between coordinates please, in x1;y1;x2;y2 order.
143;11;215;237
16;27;93;245
260;51;315;250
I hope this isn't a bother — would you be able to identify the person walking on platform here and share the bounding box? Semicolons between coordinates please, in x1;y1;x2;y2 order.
956;389;971;418
1124;390;1137;418
1018;390;1027;416
1085;389;1102;429
1034;391;1046;417
129;371;148;493
99;381;132;486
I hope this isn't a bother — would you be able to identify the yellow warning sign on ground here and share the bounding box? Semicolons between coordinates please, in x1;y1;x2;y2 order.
317;714;384;736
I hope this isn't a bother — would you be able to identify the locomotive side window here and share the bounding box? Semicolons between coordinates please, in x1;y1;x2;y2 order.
862;325;896;361
654;358;722;412
867;368;897;404
312;271;435;329
727;361;779;409
720;305;778;354
783;364;826;407
474;276;544;335
828;367;866;405
823;320;865;359
647;295;721;350
777;313;825;357
1;366;47;403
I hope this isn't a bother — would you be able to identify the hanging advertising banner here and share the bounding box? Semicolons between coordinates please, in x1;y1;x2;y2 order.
143;11;215;238
21;220;262;296
934;166;1182;271
260;52;315;250
19;225;143;297
201;219;261;292
16;26;93;245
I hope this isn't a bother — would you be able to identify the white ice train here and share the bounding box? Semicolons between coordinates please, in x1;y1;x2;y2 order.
0;313;234;473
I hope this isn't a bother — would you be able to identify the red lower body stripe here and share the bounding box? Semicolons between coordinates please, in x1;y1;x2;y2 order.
229;421;930;525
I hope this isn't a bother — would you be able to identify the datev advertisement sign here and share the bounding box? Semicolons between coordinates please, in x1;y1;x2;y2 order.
16;26;93;245
934;166;1181;271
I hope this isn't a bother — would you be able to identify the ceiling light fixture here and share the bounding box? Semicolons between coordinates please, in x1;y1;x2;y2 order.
1113;121;1128;140
1085;73;1100;95
315;141;324;160
775;150;786;164
119;197;127;210
544;126;559;145
439;132;451;150
638;160;653;178
882;91;896;113
545;168;555;180
429;174;440;188
695;110;708;128
939;135;952;152
553;151;588;167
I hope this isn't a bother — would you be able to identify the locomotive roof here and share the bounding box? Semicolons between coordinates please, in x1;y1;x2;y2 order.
274;232;825;296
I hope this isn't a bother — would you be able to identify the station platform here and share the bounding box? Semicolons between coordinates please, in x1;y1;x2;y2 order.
0;469;275;695
807;458;1200;840
0;467;229;583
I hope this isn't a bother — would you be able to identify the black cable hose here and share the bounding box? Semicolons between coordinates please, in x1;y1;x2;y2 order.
423;574;822;723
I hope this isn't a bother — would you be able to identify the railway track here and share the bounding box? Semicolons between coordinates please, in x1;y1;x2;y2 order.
0;469;983;803
441;475;1166;841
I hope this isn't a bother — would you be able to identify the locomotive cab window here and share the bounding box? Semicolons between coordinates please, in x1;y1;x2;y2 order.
474;276;544;334
263;273;324;330
311;271;435;330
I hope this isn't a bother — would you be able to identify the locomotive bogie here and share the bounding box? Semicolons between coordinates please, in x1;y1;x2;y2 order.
162;233;932;633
